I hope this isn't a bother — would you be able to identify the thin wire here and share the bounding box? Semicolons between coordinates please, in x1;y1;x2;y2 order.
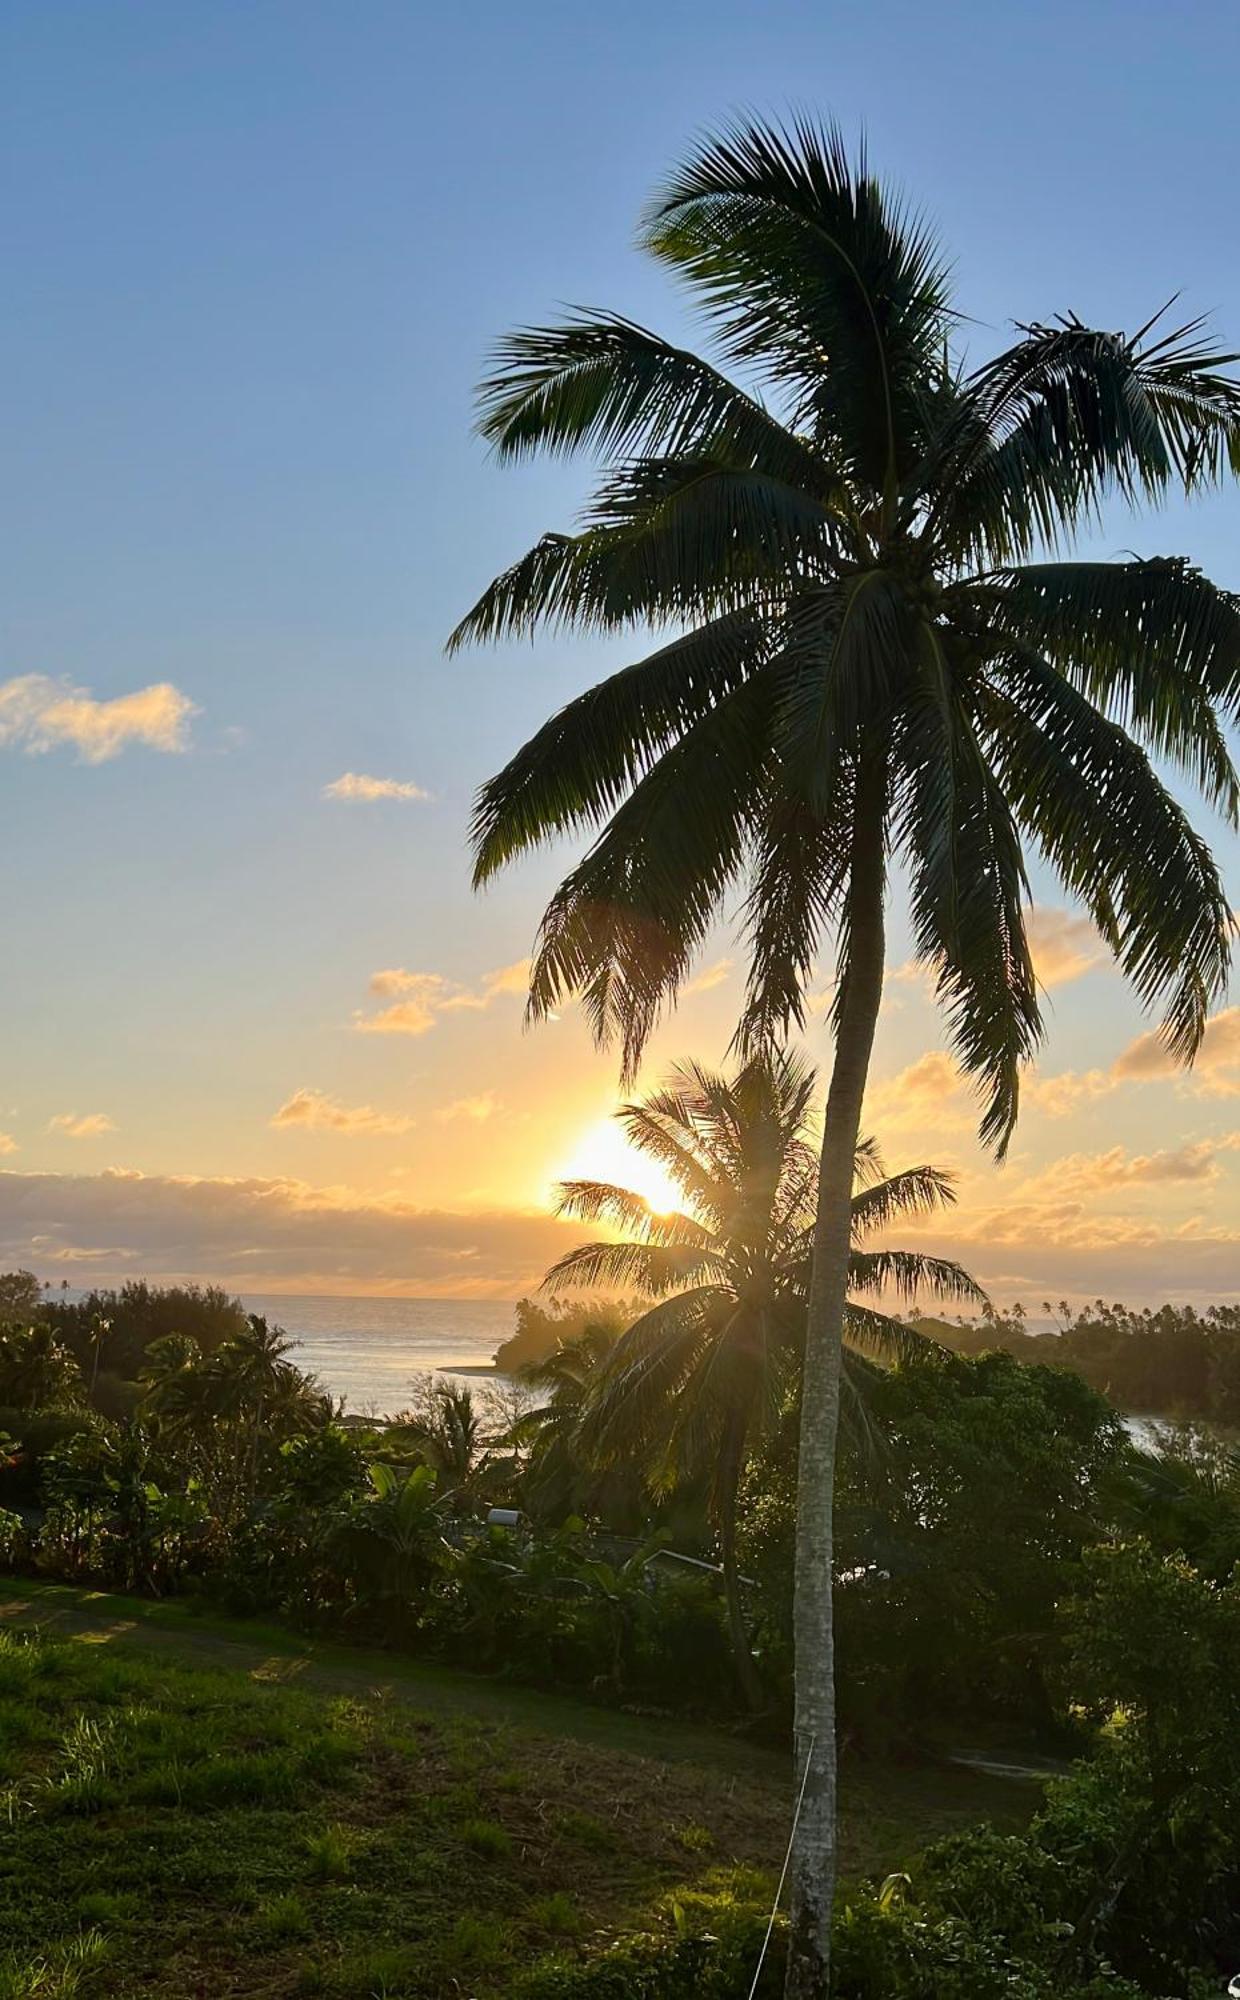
747;1732;817;2000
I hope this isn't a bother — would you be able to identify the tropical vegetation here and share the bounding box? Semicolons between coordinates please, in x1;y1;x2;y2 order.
0;1247;1239;1990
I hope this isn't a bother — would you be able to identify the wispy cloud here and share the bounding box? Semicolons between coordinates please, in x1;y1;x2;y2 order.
1025;907;1104;990
886;908;1103;1011
322;772;429;803
436;1093;501;1124
1113;1007;1240;1095
48;1113;115;1139
0;1135;16;1157
683;958;733;997
270;1088;415;1137
863;1051;974;1134
355;960;530;1037
1023;1068;1114;1117
0;676;197;763
1023;1137;1240;1195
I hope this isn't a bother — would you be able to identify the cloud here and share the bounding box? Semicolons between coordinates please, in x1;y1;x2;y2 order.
355;961;531;1037
682;958;733;997
270;1088;415;1137
0;675;197;763
1023;1068;1114;1117
322;772;429;803
0;1165;1234;1306
436;1093;501;1124
473;959;532;1002
1025;1137;1240;1195
0;1135;16;1157
1025;907;1103;989
863;1051;973;1134
882;1183;1240;1306
1113;1007;1240;1095
48;1113;116;1140
0;1168;592;1297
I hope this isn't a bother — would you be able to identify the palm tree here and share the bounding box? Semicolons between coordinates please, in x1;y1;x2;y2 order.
137;1332;206;1435
543;1051;982;1706
509;1318;632;1525
394;1379;491;1498
450;120;1239;1992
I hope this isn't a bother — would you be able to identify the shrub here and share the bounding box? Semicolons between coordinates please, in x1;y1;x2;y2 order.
253;1893;313;1947
459;1814;512;1858
303;1823;353;1882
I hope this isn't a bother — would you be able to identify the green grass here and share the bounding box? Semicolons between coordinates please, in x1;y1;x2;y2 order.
0;1599;1041;1997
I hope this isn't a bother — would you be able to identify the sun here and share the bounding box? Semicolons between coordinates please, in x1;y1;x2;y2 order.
555;1117;684;1216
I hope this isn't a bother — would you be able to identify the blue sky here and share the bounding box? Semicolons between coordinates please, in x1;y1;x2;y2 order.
0;0;1237;1299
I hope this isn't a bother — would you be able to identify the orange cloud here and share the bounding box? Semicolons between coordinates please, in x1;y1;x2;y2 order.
682;958;733;997
864;1050;972;1133
436;1093;501;1124
1023;1068;1113;1117
0;1134;16;1157
1024;1138;1240;1195
0;675;196;762
355;961;531;1036
0;1169;592;1297
270;1088;415;1137
48;1113;116;1139
1113;1007;1240;1095
1025;907;1103;990
322;772;428;802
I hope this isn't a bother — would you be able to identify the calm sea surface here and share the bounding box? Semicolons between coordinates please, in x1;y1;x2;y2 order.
240;1295;516;1416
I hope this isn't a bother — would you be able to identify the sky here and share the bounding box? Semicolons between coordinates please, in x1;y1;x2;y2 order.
0;0;1238;1305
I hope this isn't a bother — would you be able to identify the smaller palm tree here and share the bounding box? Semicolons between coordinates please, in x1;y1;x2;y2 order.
394;1380;497;1503
544;1051;984;1705
511;1318;652;1527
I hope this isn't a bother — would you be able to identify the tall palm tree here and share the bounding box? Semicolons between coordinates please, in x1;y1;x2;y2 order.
544;1051;982;1707
450;120;1240;1992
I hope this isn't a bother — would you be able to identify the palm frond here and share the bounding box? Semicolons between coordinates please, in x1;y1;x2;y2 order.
981;648;1233;1065
896;684;1041;1154
579;1289;728;1459
843;1302;945;1362
526;671;777;1078
850;1165;957;1235
542;1238;723;1297
613;1104;733;1229
937;312;1240;562
848;1248;988;1306
644;114;951;492
736;777;855;1051
552;1179;715;1245
987;560;1240;816
469;613;766;883
475;310;834;495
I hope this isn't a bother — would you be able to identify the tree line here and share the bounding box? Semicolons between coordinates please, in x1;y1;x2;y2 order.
932;1298;1240;1426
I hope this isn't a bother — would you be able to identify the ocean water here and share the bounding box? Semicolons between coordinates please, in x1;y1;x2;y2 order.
241;1294;516;1416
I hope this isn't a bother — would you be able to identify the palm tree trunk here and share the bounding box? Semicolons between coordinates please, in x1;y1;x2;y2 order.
784;755;887;2000
717;1408;763;1712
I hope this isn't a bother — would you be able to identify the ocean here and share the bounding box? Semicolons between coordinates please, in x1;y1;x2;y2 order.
241;1294;516;1416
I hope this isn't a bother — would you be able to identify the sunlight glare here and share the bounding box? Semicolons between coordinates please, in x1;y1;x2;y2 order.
556;1118;684;1216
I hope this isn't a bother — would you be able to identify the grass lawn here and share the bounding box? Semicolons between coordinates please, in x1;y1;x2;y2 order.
0;1588;1040;1998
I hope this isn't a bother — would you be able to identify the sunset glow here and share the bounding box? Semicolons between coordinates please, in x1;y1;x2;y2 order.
555;1118;685;1219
